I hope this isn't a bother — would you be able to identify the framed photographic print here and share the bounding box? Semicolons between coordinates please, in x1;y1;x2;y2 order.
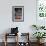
12;6;24;22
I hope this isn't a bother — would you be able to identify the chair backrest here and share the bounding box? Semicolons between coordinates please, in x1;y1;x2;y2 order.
11;27;18;34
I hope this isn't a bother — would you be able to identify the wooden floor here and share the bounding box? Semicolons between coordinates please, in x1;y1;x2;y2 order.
0;42;46;46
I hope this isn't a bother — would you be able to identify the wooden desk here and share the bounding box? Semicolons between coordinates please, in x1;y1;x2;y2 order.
4;33;18;46
4;33;30;46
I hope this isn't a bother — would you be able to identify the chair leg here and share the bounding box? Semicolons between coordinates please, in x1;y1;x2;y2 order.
4;33;7;46
4;41;7;46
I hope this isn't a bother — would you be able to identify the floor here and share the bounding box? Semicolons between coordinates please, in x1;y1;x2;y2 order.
0;42;46;46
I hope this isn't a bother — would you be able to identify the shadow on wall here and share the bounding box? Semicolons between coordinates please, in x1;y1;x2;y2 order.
2;28;11;34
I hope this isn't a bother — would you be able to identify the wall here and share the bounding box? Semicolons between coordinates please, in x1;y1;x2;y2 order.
0;0;36;42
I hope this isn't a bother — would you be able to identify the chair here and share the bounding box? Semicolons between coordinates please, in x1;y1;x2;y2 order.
4;27;19;46
4;33;18;46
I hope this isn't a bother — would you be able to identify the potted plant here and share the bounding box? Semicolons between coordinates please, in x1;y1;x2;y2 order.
32;25;46;43
33;32;46;43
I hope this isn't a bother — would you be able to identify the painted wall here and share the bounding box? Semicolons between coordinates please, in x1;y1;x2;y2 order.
0;0;36;42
